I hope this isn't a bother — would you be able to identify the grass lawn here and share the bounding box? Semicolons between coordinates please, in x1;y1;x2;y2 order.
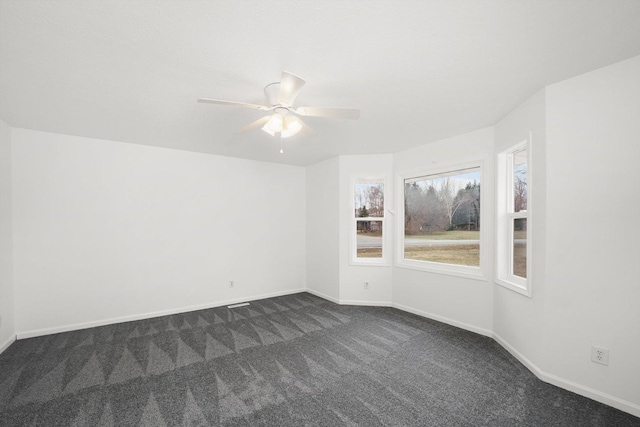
357;248;383;258
405;230;479;240
404;244;480;266
514;230;527;239
513;242;527;278
361;230;525;269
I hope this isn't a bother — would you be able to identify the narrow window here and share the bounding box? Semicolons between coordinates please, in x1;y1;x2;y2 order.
497;141;530;295
352;177;386;264
511;147;528;278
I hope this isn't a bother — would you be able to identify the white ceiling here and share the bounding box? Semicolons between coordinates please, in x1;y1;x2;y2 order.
1;1;639;166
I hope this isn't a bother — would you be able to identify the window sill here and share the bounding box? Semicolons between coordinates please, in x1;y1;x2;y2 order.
396;259;488;281
495;277;531;297
350;259;390;267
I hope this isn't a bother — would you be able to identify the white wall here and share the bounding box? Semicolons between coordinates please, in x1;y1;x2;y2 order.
306;157;340;302
0;119;15;351
12;129;306;336
544;56;640;411
338;154;394;305
392;127;495;335
493;89;547;368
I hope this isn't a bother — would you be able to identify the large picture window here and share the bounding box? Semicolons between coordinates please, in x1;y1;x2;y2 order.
352;177;386;264
398;162;486;279
497;140;530;295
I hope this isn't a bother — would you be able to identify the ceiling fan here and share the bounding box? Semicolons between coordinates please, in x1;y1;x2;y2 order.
198;71;360;140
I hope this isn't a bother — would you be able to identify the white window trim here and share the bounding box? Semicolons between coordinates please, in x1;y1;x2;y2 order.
350;175;389;266
396;160;488;281
495;137;532;296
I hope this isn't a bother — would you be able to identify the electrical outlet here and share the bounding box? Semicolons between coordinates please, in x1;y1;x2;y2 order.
229;281;234;288
364;281;369;290
591;345;609;366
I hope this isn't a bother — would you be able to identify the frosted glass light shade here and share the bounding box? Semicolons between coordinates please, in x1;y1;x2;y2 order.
261;114;302;138
281;116;302;138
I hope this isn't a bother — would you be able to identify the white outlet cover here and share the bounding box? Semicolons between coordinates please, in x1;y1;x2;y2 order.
591;345;609;366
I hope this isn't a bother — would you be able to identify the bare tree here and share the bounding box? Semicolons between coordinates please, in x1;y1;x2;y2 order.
439;177;468;227
355;183;384;217
514;173;527;212
366;185;384;217
355;186;366;215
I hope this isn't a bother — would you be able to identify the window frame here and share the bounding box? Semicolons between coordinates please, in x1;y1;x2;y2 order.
350;175;389;266
496;139;531;296
395;160;488;281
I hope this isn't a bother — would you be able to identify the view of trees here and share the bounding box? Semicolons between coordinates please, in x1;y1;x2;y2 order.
404;172;481;235
354;181;384;258
512;149;528;276
514;152;528;213
355;182;384;218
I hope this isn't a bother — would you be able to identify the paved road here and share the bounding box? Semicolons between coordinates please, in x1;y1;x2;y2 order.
357;236;525;248
357;236;480;248
404;238;480;247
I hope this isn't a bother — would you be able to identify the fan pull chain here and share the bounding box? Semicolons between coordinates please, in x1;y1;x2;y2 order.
279;134;284;154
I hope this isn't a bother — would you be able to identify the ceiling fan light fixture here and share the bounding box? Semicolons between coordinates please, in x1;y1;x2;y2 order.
265;114;283;133
199;71;359;145
281;116;302;138
261;123;276;136
261;114;302;138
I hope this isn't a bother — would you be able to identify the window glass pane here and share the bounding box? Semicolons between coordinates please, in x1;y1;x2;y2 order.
513;218;527;278
355;180;384;218
513;148;527;212
356;220;383;258
403;168;481;266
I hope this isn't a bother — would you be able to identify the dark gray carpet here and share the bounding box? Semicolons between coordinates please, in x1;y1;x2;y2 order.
0;292;638;426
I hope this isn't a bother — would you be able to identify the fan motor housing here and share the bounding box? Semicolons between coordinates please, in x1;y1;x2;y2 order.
273;106;290;116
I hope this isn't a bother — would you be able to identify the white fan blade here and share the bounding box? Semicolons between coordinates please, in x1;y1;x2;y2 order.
295;106;360;120
198;98;270;111
299;119;314;137
278;71;306;106
239;116;271;134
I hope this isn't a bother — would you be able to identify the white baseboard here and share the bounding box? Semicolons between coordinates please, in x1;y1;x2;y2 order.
305;288;340;304
305;288;392;307
392;302;493;338
494;333;640;419
382;301;640;418
340;299;392;307
16;288;306;339
0;333;17;355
